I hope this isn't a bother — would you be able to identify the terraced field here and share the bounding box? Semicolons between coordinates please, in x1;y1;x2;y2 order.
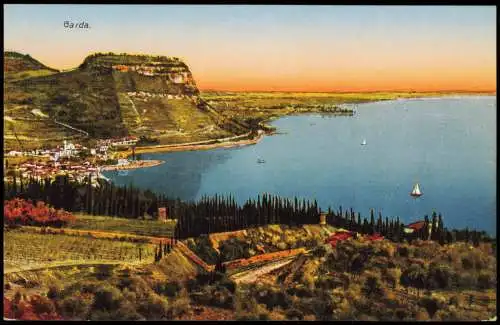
68;214;176;237
3;117;86;151
4;230;156;273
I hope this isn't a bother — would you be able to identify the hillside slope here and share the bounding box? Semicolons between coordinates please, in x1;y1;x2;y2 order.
4;51;59;74
3;52;246;151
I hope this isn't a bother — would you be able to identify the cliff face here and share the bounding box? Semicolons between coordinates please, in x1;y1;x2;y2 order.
80;53;199;96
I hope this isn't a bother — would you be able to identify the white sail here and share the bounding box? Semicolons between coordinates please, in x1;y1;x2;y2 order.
361;139;367;145
411;183;422;196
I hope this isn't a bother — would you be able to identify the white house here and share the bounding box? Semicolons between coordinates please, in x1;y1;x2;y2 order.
58;140;79;158
7;151;23;157
117;159;130;166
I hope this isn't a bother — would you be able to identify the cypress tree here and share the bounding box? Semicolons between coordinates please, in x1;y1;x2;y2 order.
13;173;18;196
376;211;383;234
369;209;375;235
19;172;24;194
86;173;92;215
362;218;369;234
423;215;430;240
431;211;438;241
437;213;444;241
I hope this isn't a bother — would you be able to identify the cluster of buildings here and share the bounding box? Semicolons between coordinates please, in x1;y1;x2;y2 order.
96;136;139;149
6;141;86;160
4;136;142;185
7;159;104;185
7;136;140;162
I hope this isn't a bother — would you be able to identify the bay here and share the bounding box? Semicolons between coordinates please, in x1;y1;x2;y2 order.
104;96;496;234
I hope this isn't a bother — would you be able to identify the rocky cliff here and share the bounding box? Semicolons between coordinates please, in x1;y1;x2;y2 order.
4;52;243;151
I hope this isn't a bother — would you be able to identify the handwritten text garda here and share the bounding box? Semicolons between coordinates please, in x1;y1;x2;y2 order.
64;21;90;29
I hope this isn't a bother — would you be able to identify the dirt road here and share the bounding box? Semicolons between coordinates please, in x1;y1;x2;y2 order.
231;256;296;284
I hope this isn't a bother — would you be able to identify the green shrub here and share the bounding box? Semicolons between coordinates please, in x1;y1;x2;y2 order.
218;278;236;294
457;272;477;289
461;256;474;270
427;264;452;290
477;270;495;290
418;296;440;319
162;281;182;297
313;246;327;258
94;264;114;280
169;296;190;318
397;246;410;258
210;287;233;309
113;300;145;320
60;295;90;319
89;310;113;320
362;275;384;298
286;308;304;320
30;295;56;315
92;285;123;311
137;295;168;320
47;283;64;300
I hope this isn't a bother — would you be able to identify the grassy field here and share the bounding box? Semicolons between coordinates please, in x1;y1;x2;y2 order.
4;69;59;82
4;229;156;272
69;214;177;238
185;224;334;264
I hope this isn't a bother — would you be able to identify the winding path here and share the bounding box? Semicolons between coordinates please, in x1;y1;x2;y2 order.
231;256;296;284
53;119;89;137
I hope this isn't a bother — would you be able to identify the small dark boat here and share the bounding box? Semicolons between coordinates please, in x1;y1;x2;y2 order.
257;159;266;164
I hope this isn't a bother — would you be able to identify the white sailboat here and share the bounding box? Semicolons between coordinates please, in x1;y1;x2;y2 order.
361;139;367;146
410;183;422;198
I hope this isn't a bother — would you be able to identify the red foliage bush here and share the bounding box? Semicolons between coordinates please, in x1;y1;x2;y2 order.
4;198;76;227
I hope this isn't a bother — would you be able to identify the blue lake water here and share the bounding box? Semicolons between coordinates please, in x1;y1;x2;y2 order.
104;96;496;234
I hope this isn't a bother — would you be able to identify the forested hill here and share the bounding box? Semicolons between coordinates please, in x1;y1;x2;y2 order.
4;52;243;151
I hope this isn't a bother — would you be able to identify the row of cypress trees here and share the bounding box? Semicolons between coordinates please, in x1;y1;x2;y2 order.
4;173;493;245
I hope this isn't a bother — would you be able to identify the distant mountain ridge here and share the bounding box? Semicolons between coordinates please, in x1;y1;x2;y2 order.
4;51;59;73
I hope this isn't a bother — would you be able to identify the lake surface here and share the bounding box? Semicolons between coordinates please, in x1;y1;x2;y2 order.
104;96;496;234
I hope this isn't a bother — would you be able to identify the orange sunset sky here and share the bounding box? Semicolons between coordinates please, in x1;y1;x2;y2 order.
4;5;497;92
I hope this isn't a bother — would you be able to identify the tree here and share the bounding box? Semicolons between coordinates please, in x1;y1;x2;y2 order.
464;227;470;243
446;230;453;245
431;211;438;241
423;215;430;240
376;211;383;234
363;274;384;298
369;209;375;235
437;213;444;239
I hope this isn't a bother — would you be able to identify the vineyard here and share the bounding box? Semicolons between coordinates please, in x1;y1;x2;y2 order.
68;214;176;237
4;230;156;273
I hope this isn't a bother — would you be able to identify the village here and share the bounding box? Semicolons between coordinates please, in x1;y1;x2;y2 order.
4;136;141;185
127;91;190;101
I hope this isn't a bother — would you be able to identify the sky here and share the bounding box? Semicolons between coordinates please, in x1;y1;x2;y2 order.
3;5;497;92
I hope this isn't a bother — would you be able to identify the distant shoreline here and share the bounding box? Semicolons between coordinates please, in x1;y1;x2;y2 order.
111;92;493;164
100;159;165;171
122;130;266;158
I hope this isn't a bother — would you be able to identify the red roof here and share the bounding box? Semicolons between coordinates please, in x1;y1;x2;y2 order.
406;221;426;231
366;233;384;241
326;231;354;247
